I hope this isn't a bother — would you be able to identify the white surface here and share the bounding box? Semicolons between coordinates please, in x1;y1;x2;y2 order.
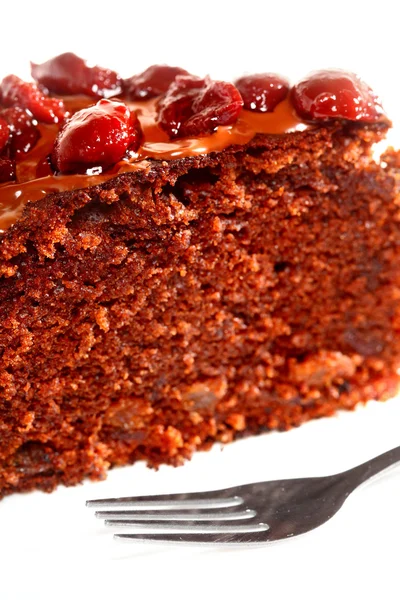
0;398;400;600
1;2;400;599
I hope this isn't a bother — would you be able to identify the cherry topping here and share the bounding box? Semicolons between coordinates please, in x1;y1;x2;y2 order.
51;99;142;174
0;107;40;158
31;53;122;98
235;73;289;112
0;75;65;124
0;117;10;153
291;70;386;122
123;65;190;100
157;75;243;138
0;157;15;183
157;76;203;138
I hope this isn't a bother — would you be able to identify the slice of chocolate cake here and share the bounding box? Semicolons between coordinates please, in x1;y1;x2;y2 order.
0;55;399;498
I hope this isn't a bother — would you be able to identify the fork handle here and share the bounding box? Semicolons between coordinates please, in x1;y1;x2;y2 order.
344;445;400;491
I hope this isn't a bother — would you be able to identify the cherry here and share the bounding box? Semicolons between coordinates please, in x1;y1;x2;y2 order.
157;76;205;137
0;157;15;183
123;65;190;100
51;99;142;174
31;53;121;98
0;117;10;153
0;75;65;124
234;73;289;112
0;107;40;158
291;70;386;122
184;80;244;136
157;75;243;138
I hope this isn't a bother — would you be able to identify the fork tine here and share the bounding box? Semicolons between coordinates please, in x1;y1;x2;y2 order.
114;530;270;545
96;508;256;521
106;521;268;533
86;490;243;509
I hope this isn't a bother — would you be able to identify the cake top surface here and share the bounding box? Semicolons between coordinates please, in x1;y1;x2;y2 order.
0;53;390;231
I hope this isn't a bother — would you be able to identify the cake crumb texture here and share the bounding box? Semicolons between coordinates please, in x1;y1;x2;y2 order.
1;123;399;498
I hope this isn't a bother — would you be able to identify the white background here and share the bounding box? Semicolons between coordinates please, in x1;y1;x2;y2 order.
1;1;400;599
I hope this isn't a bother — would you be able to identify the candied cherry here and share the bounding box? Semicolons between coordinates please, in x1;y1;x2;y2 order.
0;117;10;153
291;70;386;122
235;73;289;112
0;75;65;124
51;99;142;174
31;52;121;98
123;65;190;100
157;75;243;138
158;76;209;137
0;107;40;158
0;157;15;183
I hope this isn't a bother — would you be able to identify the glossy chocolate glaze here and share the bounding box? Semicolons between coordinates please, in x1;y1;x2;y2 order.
0;96;307;231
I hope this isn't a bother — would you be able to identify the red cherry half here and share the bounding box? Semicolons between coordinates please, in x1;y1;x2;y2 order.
235;73;289;112
31;53;121;98
158;75;243;138
123;65;190;100
291;70;387;122
52;99;142;174
0;75;65;124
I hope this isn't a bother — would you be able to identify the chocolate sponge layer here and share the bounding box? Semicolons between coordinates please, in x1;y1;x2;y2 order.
1;123;399;498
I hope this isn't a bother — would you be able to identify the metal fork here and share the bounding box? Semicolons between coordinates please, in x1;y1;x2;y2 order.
87;446;400;545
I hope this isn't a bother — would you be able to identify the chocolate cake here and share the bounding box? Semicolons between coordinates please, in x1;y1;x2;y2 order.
0;55;399;498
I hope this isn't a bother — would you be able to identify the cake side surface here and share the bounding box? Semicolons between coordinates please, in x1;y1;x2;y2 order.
1;122;399;498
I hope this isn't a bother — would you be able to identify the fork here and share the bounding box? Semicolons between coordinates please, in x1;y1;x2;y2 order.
87;446;400;545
